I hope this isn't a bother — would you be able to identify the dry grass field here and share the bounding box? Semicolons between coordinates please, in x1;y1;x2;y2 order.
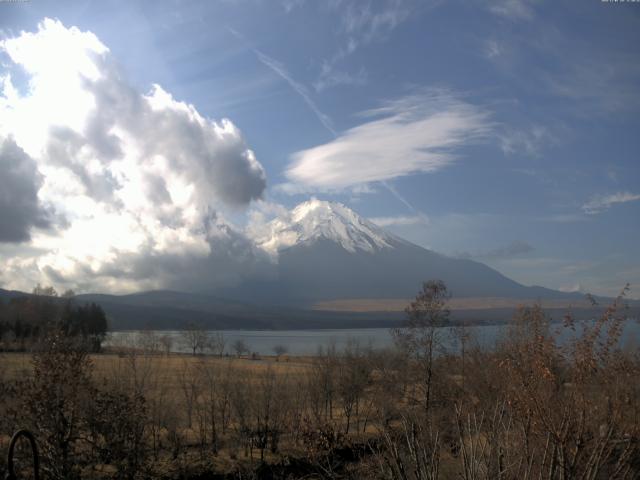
1;292;639;479
0;350;314;382
0;351;331;477
312;296;599;312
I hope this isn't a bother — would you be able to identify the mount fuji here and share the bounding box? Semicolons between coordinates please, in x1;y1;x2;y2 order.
2;199;606;330
220;199;575;307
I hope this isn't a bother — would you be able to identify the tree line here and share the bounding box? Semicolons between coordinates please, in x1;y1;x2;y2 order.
0;285;108;352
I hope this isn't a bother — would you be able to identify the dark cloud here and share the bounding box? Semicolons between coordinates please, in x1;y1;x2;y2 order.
0;137;50;243
46;126;123;204
144;174;172;206
40;221;275;294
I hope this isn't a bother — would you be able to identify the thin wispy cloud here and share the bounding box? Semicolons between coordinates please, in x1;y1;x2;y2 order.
545;54;640;113
281;0;306;13
234;38;426;235
314;64;367;92
485;12;640;115
484;39;503;59
489;0;536;21
582;192;640;215
499;125;555;157
227;26;336;136
339;0;411;46
538;213;588;223
254;50;337;137
285;90;492;189
369;214;428;227
313;0;412;92
380;180;430;225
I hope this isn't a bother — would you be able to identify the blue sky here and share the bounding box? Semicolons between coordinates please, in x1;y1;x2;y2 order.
0;0;639;298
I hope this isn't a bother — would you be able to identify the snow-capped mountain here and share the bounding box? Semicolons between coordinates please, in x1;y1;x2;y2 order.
222;199;577;306
256;198;398;255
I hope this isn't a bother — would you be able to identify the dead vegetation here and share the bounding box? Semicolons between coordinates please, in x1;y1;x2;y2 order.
0;282;638;479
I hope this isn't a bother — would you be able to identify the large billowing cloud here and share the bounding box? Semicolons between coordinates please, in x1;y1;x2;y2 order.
0;137;51;242
0;19;267;292
284;90;491;190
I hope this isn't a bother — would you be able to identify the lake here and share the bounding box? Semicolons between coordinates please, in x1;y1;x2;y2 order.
106;320;640;356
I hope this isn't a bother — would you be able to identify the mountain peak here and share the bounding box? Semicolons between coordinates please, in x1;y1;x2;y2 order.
257;199;396;254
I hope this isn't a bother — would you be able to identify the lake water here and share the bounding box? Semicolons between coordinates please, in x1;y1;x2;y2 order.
106;320;640;356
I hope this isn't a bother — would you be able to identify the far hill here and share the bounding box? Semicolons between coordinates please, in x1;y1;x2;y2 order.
2;287;636;331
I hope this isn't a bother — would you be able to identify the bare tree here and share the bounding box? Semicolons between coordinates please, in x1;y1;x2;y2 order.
206;331;226;357
377;417;441;480
21;332;94;480
451;320;471;391
273;344;288;360
138;329;160;354
308;343;338;423
393;280;450;415
194;359;227;454
181;322;208;356
159;334;173;356
87;389;148;479
32;284;58;297
232;338;249;358
336;340;371;434
177;359;201;429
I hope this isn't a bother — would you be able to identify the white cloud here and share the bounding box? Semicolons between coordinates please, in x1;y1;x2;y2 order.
489;0;536;21
314;64;367;92
281;0;306;13
338;0;411;45
314;0;411;92
559;283;584;294
285;90;492;189
0;19;267;293
582;192;640;215
369;215;428;227
484;39;503;59
244;200;291;256
499;125;555;157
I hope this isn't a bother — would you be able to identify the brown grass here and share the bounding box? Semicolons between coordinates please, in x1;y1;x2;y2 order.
312;296;598;312
0;351;313;381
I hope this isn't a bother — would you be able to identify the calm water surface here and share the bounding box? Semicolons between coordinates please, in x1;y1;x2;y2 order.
106;321;640;356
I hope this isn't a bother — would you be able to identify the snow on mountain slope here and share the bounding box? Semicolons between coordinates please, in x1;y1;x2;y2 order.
235;198;581;305
256;198;399;255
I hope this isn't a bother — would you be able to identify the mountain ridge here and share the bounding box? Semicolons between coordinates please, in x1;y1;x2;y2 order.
224;199;584;306
2;199;627;330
